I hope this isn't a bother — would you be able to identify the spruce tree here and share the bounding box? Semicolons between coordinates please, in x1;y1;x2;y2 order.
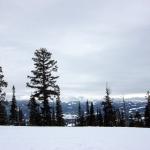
86;100;90;115
77;101;84;126
85;100;90;126
27;48;59;126
89;102;96;126
102;86;115;126
55;86;64;126
77;101;81;126
0;66;8;125
10;86;18;125
145;91;150;127
28;95;41;126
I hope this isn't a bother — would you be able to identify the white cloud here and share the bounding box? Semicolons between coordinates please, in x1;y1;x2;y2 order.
0;0;150;99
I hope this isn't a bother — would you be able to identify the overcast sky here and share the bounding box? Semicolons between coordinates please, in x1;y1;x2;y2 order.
0;0;150;100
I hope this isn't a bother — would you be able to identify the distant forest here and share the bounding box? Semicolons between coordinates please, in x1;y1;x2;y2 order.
0;48;150;127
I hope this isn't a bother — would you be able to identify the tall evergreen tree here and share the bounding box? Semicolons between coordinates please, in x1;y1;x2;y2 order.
86;100;90;115
0;66;8;125
145;91;150;127
77;101;81;126
102;86;115;126
55;86;64;126
27;48;59;126
77;101;84;126
28;96;41;126
89;102;96;126
10;86;18;125
85;100;90;126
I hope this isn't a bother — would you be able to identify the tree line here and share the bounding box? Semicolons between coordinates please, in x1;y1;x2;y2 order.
0;48;150;127
76;87;150;127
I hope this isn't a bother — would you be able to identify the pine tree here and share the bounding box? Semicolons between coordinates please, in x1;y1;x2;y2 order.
89;102;96;126
85;100;90;126
145;91;150;127
10;86;18;125
77;101;81;126
102;86;115;126
55;86;64;126
77;101;85;126
27;48;59;126
0;66;8;125
86;100;90;115
28;96;41;126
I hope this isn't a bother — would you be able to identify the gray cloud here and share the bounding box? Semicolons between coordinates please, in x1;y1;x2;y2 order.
0;0;150;99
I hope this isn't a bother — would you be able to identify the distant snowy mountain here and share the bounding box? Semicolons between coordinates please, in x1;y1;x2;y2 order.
5;97;147;120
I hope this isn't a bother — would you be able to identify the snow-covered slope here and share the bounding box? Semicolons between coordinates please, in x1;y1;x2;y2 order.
0;127;149;150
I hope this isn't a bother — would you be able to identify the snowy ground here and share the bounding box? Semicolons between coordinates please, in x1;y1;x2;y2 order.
0;126;149;150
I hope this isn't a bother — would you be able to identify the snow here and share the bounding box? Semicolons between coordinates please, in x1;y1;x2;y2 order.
0;126;149;150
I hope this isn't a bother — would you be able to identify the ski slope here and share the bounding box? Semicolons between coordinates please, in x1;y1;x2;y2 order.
0;126;149;150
